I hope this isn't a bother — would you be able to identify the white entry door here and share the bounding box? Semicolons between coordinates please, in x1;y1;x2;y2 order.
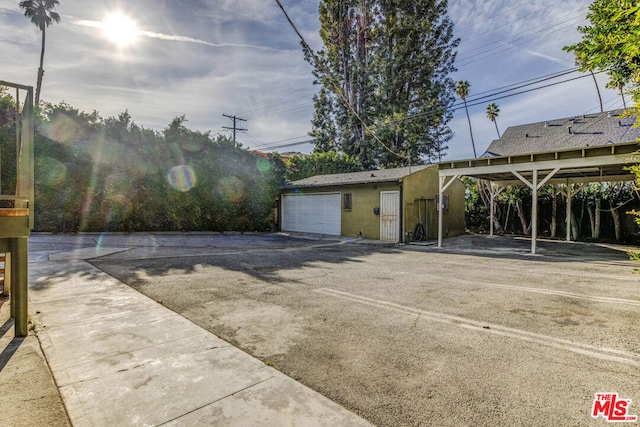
380;191;400;241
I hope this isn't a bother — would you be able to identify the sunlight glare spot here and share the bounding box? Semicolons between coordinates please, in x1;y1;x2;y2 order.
103;13;139;46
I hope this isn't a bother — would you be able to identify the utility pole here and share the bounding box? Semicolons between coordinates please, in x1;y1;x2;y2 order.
222;114;247;146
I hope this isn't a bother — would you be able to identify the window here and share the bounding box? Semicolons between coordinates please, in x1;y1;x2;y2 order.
343;192;352;211
435;194;449;213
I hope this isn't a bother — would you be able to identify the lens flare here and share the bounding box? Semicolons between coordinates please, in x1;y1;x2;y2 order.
179;137;205;152
46;115;84;144
36;157;67;187
218;177;245;202
256;157;271;173
168;165;196;192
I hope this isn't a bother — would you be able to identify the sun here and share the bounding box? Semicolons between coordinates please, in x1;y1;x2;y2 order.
102;13;139;46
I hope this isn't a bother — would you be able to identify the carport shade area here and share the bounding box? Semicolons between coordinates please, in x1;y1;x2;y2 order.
281;193;342;236
438;141;638;253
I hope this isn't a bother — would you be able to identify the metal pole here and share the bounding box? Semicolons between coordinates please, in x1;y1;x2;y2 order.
531;170;538;254
566;181;572;242
12;238;28;337
438;176;444;247
490;188;495;237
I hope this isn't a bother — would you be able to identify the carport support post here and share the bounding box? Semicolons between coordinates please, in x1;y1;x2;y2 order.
531;170;538;254
437;174;460;248
490;189;495;237
438;175;444;247
566;181;572;242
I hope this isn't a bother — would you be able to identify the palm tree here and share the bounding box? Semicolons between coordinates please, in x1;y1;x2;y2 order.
486;103;501;139
456;80;476;157
19;0;61;106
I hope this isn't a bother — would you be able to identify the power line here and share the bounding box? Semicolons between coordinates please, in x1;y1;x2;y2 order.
456;10;588;68
469;67;579;98
243;131;312;151
273;0;403;159
366;70;601;130
261;140;314;152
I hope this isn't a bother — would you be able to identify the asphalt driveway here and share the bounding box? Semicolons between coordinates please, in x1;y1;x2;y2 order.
32;233;640;426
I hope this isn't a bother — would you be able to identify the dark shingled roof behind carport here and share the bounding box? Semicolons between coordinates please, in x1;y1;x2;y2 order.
484;110;640;157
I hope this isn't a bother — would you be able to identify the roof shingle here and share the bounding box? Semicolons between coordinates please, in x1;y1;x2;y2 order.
284;165;430;188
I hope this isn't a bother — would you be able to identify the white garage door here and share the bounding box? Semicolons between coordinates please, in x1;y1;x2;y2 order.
282;193;341;235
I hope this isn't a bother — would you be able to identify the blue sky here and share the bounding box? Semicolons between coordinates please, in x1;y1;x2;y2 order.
0;0;629;161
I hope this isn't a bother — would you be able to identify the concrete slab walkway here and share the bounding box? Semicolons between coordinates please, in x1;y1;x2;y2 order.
28;243;372;426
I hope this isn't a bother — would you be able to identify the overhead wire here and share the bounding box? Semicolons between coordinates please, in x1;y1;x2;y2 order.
247;68;606;151
454;0;568;36
456;10;588;68
268;1;610;156
273;0;403;159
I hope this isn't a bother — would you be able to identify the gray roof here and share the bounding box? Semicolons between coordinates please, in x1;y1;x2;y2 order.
284;165;430;188
484;110;640;157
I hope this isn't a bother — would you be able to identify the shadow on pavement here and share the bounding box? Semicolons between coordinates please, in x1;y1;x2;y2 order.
416;234;639;264
0;336;24;373
29;233;398;290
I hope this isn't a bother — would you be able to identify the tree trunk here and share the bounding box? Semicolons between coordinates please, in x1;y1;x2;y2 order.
493;120;500;139
587;199;602;239
36;27;46;106
515;200;529;235
611;206;622;241
570;209;580;240
464;100;477;158
478;180;503;233
587;204;595;238
595;198;601;239
590;70;603;113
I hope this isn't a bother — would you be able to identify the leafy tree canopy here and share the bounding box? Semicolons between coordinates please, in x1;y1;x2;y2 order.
285;150;362;182
307;0;458;169
0;96;286;232
563;0;640;106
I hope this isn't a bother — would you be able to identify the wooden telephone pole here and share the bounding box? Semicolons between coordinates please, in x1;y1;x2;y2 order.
222;114;247;146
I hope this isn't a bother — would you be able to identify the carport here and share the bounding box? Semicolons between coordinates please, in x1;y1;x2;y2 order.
437;141;638;254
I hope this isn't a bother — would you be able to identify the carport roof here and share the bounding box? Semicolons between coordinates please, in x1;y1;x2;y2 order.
283;165;430;189
439;141;638;184
437;111;640;255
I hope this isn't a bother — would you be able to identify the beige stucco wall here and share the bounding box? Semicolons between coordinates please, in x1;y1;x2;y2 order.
401;166;466;240
281;165;466;241
340;182;399;240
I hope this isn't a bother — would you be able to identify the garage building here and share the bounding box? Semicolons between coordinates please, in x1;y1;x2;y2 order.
280;165;465;242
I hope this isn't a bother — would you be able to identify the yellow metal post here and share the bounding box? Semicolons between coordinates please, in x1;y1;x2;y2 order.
0;81;34;337
11;238;28;337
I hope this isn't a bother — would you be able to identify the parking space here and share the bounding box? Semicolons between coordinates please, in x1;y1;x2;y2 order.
44;233;640;426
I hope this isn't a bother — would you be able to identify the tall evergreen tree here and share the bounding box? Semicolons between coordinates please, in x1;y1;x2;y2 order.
308;0;458;169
